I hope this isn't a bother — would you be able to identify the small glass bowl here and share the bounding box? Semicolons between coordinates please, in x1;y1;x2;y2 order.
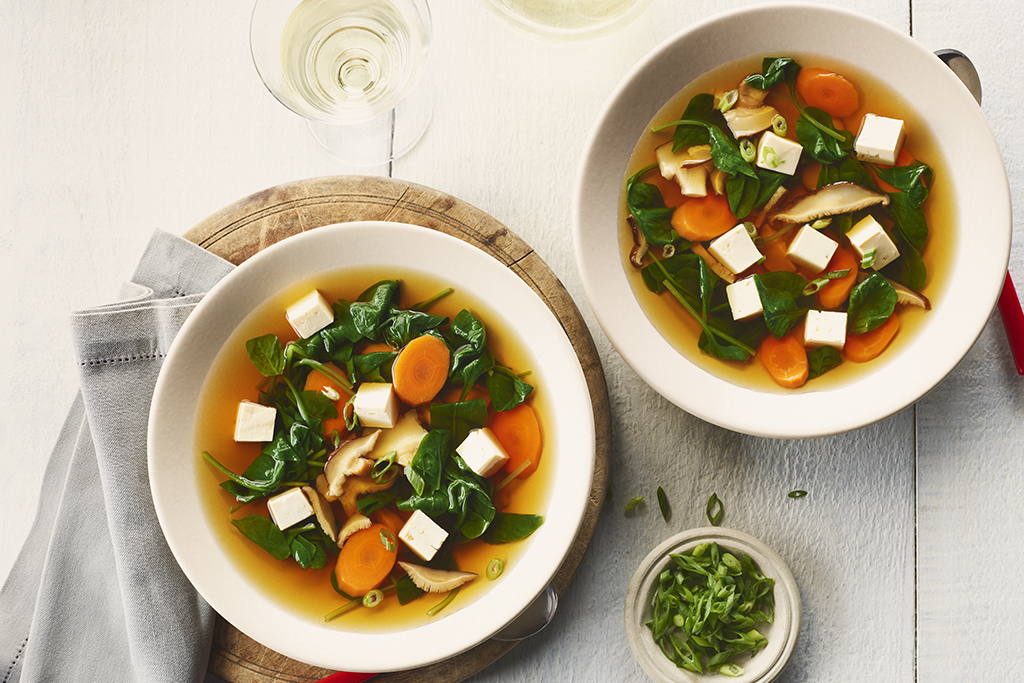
624;527;801;683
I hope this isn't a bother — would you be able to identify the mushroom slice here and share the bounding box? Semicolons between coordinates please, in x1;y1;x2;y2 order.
338;473;395;517
336;512;372;548
302;485;339;542
709;168;727;196
324;430;380;499
628;215;649;268
856;271;931;309
369;411;428;467
737;79;769;108
691;243;736;284
723;105;779;138
656;143;712;197
398;561;477;593
769;182;890;225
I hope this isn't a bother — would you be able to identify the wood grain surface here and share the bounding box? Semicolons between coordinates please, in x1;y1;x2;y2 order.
183;175;612;683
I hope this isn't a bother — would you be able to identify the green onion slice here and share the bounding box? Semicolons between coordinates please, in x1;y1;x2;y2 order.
706;493;724;526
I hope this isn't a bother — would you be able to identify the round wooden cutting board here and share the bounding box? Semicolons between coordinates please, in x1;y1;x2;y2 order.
183;175;611;683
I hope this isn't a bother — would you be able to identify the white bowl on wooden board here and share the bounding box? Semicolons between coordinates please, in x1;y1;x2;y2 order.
573;2;1011;438
149;222;595;671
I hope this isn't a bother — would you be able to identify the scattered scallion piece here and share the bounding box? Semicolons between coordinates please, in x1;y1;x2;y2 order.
625;496;645;512
717;89;739;112
788;490;808;498
739;139;756;163
646;541;774;674
486;558;504;580
772;114;787;136
362;589;384;608
657;486;671;522
706;493;723;526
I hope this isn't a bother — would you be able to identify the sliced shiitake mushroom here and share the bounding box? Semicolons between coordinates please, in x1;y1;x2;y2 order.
723;105;779;138
302;485;339;542
628;215;649;268
336;512;372;548
691;243;736;284
398;561;477;593
769;182;890;225
323;430;379;499
736;79;769;108
656;142;712;197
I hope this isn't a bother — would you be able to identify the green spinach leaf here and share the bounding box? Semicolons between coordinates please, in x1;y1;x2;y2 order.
753;271;811;339
246;334;285;377
796;107;853;164
877;161;932;207
807;346;843;379
625;165;677;246
481;513;544;544
847;273;898;335
744;57;801;90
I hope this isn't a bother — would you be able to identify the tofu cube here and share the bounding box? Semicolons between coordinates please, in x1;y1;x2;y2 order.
456;428;511;478
756;131;803;176
708;224;763;275
786;225;839;273
285;289;334;339
847;215;900;270
854;114;906;165
725;277;763;321
803;310;848;349
233;400;277;442
399;509;449;561
353;382;400;428
266;487;313;530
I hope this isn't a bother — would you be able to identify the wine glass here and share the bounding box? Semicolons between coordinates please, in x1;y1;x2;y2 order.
251;0;432;165
482;0;652;41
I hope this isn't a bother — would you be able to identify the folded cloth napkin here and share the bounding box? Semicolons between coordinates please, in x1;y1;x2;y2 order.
1;230;236;683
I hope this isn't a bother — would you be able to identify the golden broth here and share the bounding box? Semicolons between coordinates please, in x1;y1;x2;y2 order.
195;265;554;632
620;54;956;393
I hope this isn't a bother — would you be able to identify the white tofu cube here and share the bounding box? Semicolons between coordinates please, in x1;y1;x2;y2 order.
854;114;906;165
786;225;839;273
285;290;334;339
725;277;763;321
708;224;763;275
756;131;803;176
803;310;848;349
457;428;511;478
233;400;277;442
398;509;449;561
266;487;313;530
353;382;399;428
847;215;900;270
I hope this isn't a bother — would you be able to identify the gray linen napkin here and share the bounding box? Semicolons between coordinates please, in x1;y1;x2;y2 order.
1;230;236;683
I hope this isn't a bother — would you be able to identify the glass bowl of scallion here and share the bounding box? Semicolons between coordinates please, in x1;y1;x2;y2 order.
624;527;800;682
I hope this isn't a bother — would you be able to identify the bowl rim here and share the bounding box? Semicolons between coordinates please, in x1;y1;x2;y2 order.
624;526;802;683
148;221;596;671
572;1;1012;438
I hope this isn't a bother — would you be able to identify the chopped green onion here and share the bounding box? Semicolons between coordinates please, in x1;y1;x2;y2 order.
343;394;359;431
743;221;757;239
362;589;384;608
720;663;745;677
763;146;780;168
772;115;787;136
706;493;723;526
662;243;676;258
657;486;671;522
810;218;832;230
861;248;877;269
717;89;738;112
371;451;399;485
801;269;850;296
739;139;756;163
486;558;504;580
380;528;397;553
624;496;644;512
788;490;808;498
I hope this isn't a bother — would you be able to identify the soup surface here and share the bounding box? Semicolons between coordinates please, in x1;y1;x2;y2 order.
195;265;554;632
619;53;956;392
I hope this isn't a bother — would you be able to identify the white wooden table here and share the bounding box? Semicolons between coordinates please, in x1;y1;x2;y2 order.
3;0;1022;681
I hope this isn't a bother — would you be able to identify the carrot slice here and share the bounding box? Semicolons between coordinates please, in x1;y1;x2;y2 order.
671;194;737;242
845;313;900;362
335;523;398;596
759;333;809;388
392;334;450;406
796;68;860;118
760;227;797;273
304;366;353;441
816;247;859;310
370;507;406;537
491;403;542;479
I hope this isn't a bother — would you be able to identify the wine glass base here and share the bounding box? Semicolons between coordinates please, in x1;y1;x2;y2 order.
306;85;432;166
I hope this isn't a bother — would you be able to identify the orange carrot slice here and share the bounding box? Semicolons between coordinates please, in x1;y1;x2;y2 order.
671;194;737;242
370;507;406;537
491;403;542;479
759;334;809;389
816;247;859;310
335;523;398;597
845;313;900;362
304;366;353;441
796;68;860;118
392;334;450;406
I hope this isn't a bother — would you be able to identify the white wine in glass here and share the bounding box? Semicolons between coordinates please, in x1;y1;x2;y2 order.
252;0;432;165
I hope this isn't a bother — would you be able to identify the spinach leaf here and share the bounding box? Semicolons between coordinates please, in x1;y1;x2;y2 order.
807;346;843;379
847;273;898;335
445;457;495;540
481;513;544;544
246;334;285;376
487;367;533;412
744;57;801;90
891;233;928;291
753;271;811;338
817;156;879;191
625;165;678;246
671;93;719;149
725;173;761;220
351;350;397;382
408;429;452;495
796;107;853;164
230;516;329;570
332;280;399;342
886;192;928;250
877;161;932;207
382;309;447;348
448;310;495;391
430;399;488;446
395;574;425;605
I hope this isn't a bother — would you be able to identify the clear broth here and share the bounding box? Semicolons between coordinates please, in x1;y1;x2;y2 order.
195;266;554;632
620;54;956;393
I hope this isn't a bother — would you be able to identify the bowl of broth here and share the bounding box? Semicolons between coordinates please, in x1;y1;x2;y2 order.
148;222;595;671
572;2;1010;438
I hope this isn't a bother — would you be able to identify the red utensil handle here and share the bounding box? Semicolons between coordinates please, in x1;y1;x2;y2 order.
999;272;1024;375
317;672;377;683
